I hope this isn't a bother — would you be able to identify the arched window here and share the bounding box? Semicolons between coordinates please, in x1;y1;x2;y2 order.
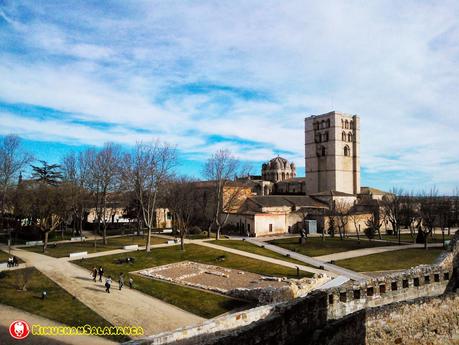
324;131;329;142
342;131;347;141
348;132;352;142
315;133;321;143
282;172;285;180
350;120;354;129
326;119;330;128
321;146;326;156
341;119;344;128
344;145;350;156
345;120;349;129
321;120;325;129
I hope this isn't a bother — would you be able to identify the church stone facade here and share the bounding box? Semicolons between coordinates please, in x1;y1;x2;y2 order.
305;111;360;195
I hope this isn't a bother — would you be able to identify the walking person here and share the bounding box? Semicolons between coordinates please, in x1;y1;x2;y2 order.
92;267;98;282
98;266;104;282
105;276;112;293
7;257;13;268
128;277;134;289
119;273;124;290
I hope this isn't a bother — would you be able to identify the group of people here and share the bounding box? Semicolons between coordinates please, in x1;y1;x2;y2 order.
7;256;19;268
92;266;133;293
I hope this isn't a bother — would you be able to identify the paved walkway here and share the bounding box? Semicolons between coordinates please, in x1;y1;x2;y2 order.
0;304;116;345
314;243;445;261
0;245;204;337
0;262;27;271
245;239;369;281
193;240;334;277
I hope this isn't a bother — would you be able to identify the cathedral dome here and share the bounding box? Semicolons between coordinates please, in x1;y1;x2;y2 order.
269;156;288;170
261;156;296;182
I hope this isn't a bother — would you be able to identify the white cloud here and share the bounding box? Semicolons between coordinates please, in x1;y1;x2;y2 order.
1;0;459;191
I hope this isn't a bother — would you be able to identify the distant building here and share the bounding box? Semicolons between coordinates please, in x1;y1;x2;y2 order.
225;111;388;237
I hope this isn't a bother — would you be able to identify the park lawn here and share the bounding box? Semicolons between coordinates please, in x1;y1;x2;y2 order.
381;233;453;244
74;243;307;317
132;275;248;318
209;239;314;271
0;250;11;262
335;248;445;272
269;236;393;257
75;243;309;279
0;267;128;342
23;235;167;258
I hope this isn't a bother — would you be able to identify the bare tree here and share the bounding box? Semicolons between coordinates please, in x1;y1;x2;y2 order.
333;200;351;240
365;208;383;241
437;196;451;248
203;149;249;240
15;267;33;291
124;141;176;252
0;135;32;233
349;212;365;242
164;177;196;250
92;143;123;245
400;191;418;239
418;188;439;249
382;188;404;244
61;152;89;237
452;187;459;234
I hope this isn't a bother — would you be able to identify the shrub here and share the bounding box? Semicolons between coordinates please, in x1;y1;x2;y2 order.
364;227;375;240
189;226;202;235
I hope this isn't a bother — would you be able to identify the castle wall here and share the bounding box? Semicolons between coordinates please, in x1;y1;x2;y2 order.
125;232;459;345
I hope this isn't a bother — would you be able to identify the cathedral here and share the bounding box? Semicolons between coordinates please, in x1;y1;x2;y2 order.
229;111;385;237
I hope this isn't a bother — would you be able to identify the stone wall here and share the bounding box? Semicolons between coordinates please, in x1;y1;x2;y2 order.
125;231;459;345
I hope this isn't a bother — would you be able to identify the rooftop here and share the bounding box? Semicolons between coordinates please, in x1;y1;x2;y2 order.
249;195;328;208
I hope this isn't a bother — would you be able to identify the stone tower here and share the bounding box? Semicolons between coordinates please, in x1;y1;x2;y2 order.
305;111;360;195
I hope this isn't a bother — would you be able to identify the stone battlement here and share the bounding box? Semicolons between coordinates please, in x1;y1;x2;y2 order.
124;232;459;345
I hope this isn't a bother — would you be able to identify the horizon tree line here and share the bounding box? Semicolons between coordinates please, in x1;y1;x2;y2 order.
1;134;459;252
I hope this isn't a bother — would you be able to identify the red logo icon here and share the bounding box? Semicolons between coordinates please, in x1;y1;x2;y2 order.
9;320;30;340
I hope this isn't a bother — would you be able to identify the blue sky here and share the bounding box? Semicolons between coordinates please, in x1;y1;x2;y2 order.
0;1;458;192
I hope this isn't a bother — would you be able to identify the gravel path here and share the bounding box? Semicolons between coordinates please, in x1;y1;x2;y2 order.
245;239;369;281
0;245;204;338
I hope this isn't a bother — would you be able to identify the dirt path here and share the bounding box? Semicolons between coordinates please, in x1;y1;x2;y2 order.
0;303;116;345
0;245;204;337
244;239;369;281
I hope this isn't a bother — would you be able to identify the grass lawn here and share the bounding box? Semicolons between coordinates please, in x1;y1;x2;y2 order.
209;239;314;272
336;248;445;272
269;236;393;257
74;243;306;317
0;267;128;342
23;235;167;258
132;275;248;318
380;233;453;244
